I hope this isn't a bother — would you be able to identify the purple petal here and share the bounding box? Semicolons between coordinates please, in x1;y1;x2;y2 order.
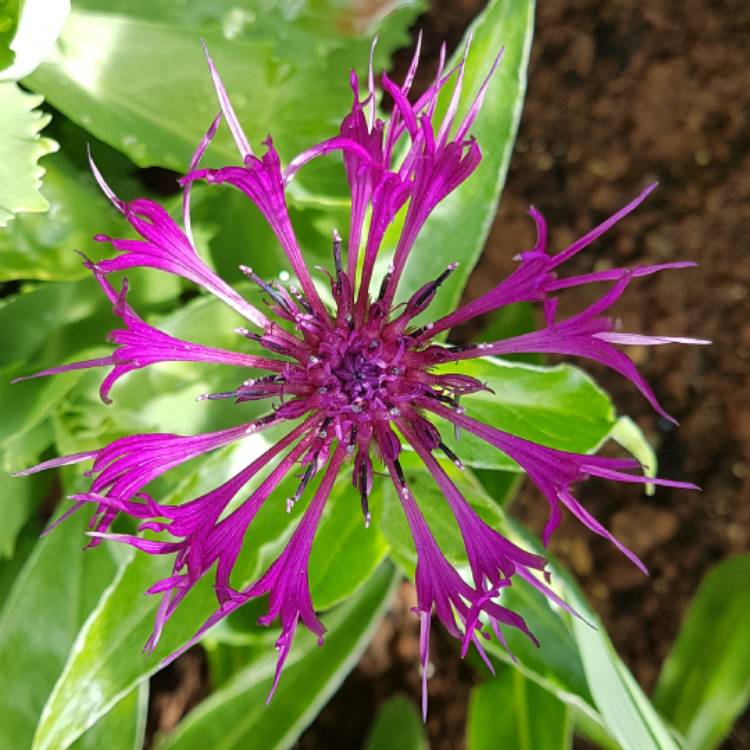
201;40;252;159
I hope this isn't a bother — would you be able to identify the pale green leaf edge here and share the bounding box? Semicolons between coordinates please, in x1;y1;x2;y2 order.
0;81;58;226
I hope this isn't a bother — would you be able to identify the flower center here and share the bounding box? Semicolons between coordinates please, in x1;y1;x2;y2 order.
311;331;407;422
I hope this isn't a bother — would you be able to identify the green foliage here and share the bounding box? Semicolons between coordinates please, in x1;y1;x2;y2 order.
654;555;750;750
0;1;739;750
25;0;422;194
157;563;398;750
381;0;535;321
0;0;21;71
0;150;123;280
468;665;572;750
70;685;149;750
364;695;428;750
0;81;57;226
431;357;616;470
0;510;120;750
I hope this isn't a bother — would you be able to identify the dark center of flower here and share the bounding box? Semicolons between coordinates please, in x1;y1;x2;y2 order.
311;332;407;423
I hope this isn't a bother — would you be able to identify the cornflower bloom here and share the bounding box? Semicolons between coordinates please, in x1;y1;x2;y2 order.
15;39;707;712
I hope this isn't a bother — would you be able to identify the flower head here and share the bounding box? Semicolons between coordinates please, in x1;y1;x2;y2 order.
15;39;707;710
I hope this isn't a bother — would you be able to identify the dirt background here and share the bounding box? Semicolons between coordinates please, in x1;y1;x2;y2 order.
150;1;750;747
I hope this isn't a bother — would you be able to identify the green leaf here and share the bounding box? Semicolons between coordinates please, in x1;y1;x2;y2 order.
385;0;535;319
557;563;682;750
0;150;123;281
310;476;390;610
430;357;616;471
467;665;572;750
0;0;70;80
0;81;57;226
0;280;103;366
0;0;21;71
364;695;427;750
0;362;88;471
378;459;683;749
0;511;120;750
476;302;538;343
376;458;591;702
0;513;41;603
0;469;47;559
26;2;420;185
30;550;216;750
571;614;681;750
70;684;149;750
610;415;657;495
29;429;388;750
158;562;399;750
653;555;750;750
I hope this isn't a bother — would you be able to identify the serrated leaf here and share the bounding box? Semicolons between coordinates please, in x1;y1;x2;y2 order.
157;563;399;750
0;511;120;750
0;150;123;281
0;81;57;226
653;555;750;750
467;665;572;750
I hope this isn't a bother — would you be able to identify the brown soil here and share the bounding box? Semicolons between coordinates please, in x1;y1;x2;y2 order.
149;1;750;748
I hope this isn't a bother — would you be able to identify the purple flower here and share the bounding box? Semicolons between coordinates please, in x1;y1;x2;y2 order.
15;40;707;710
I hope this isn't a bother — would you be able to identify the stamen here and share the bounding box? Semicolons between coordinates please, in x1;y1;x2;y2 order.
288;462;316;512
196;390;238;401
239;265;295;316
438;441;465;470
289;285;314;315
393;458;406;487
358;460;371;528
332;229;343;278
377;264;395;302
413;262;459;308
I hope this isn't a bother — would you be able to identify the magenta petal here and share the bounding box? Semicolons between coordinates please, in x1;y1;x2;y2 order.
90;188;269;328
201;40;252;160
15;39;703;703
426;402;698;569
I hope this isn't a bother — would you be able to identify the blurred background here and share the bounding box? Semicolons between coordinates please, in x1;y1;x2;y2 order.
288;1;750;747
